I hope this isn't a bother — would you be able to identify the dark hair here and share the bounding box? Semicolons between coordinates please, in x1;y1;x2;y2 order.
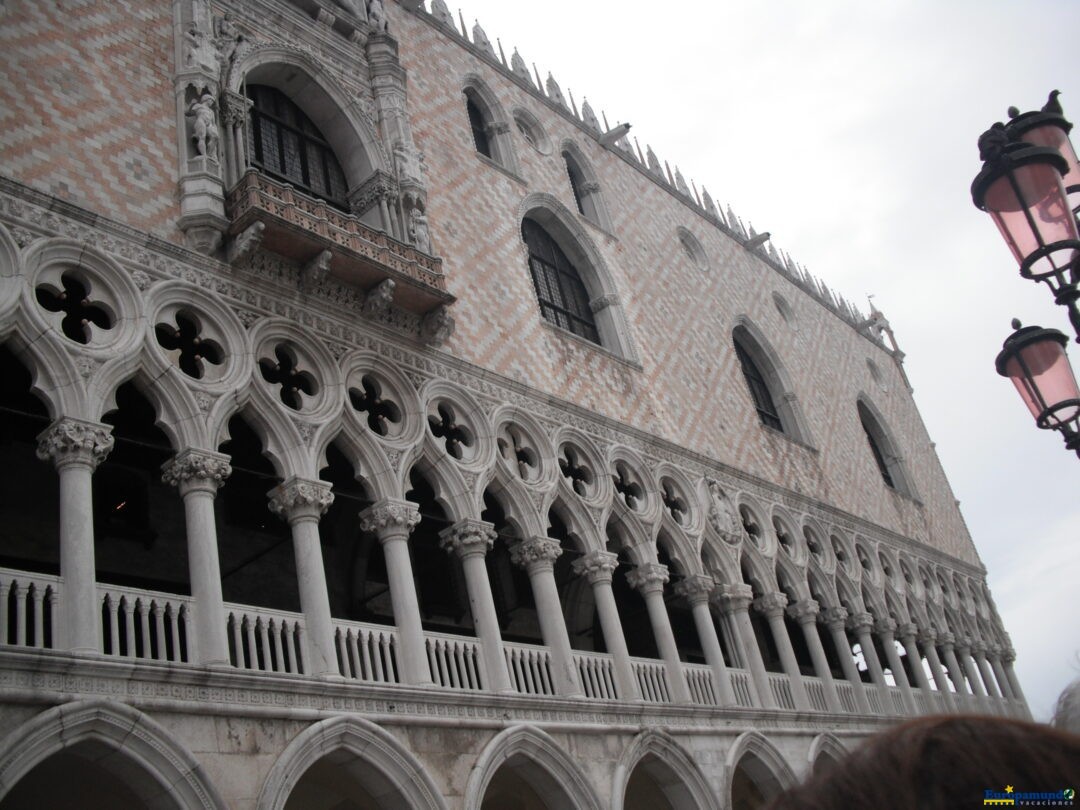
767;716;1080;810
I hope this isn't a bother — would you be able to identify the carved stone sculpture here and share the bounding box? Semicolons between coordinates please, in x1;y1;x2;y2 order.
471;21;493;56
580;98;600;132
705;478;740;543
368;0;388;32
184;23;217;72
226;221;264;264
302;250;333;291
187;92;219;160
408;207;431;254
420;305;454;347
363;278;396;318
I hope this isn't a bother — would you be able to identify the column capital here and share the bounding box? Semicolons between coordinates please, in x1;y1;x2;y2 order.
439;519;496;559
161;448;231;495
510;536;562;573
572;550;618;584
985;643;1002;658
673;574;715;606
717;582;754;614
786;598;820;625
754;591;788;619
821;605;849;630
955;636;973;654
895;621;918;641
358;498;421;539
970;640;987;656
847;611;875;633
874;617;897;637
36;417;114;470
268;476;334;524
917;628;938;646
1003;646;1017;663
625;562;669;595
937;631;956;650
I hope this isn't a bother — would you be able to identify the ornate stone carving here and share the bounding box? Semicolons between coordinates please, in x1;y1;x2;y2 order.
754;591;789;619
646;146;662;175
359;499;421;535
36;418;114;470
937;631;956;649
625;562;668;595
821;605;849;630
510;48;531;84
187;92;220;160
438;519;497;559
408;207;431;254
470;21;493;56
847;611;875;633
420;305;454;347
580;98;600;132
184;22;217;72
895;622;918;640
674;168;691;197
572;550;618;584
226;221;264;265
509;536;562;571
702;187;719;220
368;0;388;33
268;477;334;522
704;477;740;542
348;170;397;216
220;89;251;128
213;12;244;75
161;449;232;493
301;249;332;291
588;294;619;314
545;73;565;107
717;583;754;614
74;356;97;380
874;617;898;636
131;269;153;291
786;598;821;624
429;0;453;27
363;278;396;318
673;574;714;605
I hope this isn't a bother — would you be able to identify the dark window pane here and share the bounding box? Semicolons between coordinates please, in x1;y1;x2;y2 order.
860;407;895;487
467;97;491;157
521;218;600;344
734;339;784;431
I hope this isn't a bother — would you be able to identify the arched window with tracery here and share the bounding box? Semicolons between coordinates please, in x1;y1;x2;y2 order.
522;217;599;343
731;323;810;444
856;399;915;497
734;335;782;431
246;84;348;208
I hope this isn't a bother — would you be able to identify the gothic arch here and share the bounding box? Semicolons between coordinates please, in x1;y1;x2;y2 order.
855;394;917;499
731;317;811;444
465;725;601;810
228;44;387;187
806;733;848;776
317;416;399;502
257;715;446;810
774;554;810;602
462;74;518;173
0;700;227;810
0;323;84;419
0;221;23;323
614;729;721;810
97;361;198;454
518;193;637;360
560;140;612;231
725;731;797;807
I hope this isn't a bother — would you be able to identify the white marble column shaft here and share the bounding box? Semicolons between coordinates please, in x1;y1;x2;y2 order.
719;584;775;709
789;599;842;712
822;607;872;714
626;562;691;703
573;551;641;701
878;618;918;714
675;575;736;706
755;592;810;711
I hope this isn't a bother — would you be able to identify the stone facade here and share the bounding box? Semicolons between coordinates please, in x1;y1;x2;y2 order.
0;1;1025;809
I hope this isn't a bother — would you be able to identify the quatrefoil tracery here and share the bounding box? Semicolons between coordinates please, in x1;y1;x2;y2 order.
559;445;593;497
428;402;473;460
660;478;688;526
612;461;644;511
259;344;317;411
349;375;402;437
35;273;113;345
497;424;538;480
154;311;223;379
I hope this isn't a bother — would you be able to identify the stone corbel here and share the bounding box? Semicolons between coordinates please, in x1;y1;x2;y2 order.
420;305;455;347
301;250;333;291
226;221;264;265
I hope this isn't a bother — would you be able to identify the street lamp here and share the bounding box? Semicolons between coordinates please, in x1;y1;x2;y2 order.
971;92;1080;341
995;319;1080;458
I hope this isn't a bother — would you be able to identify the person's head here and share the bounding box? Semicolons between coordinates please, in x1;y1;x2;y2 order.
767;716;1080;810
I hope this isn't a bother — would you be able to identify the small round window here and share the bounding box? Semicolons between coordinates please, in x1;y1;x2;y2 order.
773;293;797;330
513;109;550;155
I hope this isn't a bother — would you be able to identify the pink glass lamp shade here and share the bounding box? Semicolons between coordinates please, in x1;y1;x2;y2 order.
996;321;1080;432
1008;91;1080;213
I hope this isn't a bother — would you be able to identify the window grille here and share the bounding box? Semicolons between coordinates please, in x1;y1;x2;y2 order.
521;219;599;344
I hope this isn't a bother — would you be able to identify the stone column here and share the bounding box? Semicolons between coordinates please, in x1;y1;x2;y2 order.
956;638;988;699
438;519;513;693
719;584;775;709
37;418;114;653
987;647;1014;700
1002;646;1031;718
268;477;338;677
848;611;889;708
625;563;692;703
876;618;918;715
358;499;432;686
161;449;232;666
918;630;957;712
939;632;971;703
754;592;810;711
972;643;1003;699
897;622;934;696
572;551;641;701
822;606;872;714
674;575;737;707
510;536;584;697
788;599;842;712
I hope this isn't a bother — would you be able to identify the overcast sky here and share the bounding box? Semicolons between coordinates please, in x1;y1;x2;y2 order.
434;0;1080;720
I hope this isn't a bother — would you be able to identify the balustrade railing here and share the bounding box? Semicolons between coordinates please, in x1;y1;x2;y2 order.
0;568;59;650
425;631;484;690
685;663;718;706
573;651;619;700
632;658;671;703
768;673;797;710
729;669;756;708
864;684;885;714
835;681;859;713
804;676;829;712
888;687;907;714
505;642;555;696
334;620;400;684
99;584;192;663
225;604;305;675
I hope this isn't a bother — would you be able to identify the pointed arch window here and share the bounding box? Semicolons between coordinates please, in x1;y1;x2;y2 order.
467;97;492;158
860;407;895;488
246;84;348;208
734;337;783;431
522;218;599;343
856;400;915;497
561;147;609;230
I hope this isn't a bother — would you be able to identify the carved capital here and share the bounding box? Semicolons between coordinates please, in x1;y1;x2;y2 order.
161;448;231;495
970;640;987;656
510;536;562;572
917;628;938;647
1002;646;1016;663
220;89;251;127
718;583;754;614
673;574;715;605
572;550;618;584
754;591;789;619
787;598;820;625
625;562;669;595
36;418;114;470
268;477;334;523
348;170;398;215
937;631;956;650
439;519;496;559
847;611;875;634
358;498;420;539
955;636;973;654
895;622;919;642
821;605;849;630
874;617;898;637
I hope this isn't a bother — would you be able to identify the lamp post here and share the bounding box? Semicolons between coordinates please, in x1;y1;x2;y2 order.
995;320;1080;458
971;92;1080;342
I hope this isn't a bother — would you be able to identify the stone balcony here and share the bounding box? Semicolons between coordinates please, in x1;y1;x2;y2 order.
0;566;1028;721
225;170;455;315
